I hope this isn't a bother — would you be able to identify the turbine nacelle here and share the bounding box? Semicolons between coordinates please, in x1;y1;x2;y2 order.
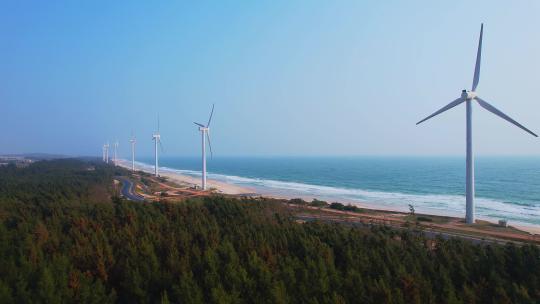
461;90;477;100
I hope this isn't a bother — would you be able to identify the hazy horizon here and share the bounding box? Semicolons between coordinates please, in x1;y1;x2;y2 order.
1;1;539;157
5;153;540;160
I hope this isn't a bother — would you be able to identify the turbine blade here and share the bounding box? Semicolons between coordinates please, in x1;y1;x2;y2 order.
206;132;213;159
472;23;483;91
475;97;538;137
158;115;160;133
416;98;465;125
194;122;205;127
159;139;165;152
207;104;215;127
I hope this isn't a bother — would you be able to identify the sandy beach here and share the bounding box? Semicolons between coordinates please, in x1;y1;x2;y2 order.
255;189;540;235
115;159;540;235
116;159;255;195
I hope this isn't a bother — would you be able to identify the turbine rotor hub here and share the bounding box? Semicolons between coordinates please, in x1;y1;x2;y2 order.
461;90;476;100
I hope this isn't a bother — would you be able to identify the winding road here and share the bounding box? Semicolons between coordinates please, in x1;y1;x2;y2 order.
118;177;145;202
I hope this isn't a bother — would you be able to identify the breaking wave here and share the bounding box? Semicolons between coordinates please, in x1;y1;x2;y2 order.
129;160;540;225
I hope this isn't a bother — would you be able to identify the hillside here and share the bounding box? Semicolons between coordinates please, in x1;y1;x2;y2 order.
0;159;538;303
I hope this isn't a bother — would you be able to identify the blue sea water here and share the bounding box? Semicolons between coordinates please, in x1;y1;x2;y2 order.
136;156;540;226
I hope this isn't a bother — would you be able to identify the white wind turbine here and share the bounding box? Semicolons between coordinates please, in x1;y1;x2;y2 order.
194;104;214;190
152;117;164;177
416;24;538;224
129;132;136;172
104;142;110;164
113;140;119;166
102;145;106;162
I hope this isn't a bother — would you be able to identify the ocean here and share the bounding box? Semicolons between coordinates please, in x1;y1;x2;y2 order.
136;156;540;226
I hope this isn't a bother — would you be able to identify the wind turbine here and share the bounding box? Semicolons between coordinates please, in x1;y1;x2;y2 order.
194;104;214;190
113;140;119;166
416;24;537;224
102;145;106;162
105;142;110;164
129;132;136;172
152;117;164;177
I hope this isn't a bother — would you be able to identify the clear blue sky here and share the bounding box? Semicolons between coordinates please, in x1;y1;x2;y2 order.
1;1;539;157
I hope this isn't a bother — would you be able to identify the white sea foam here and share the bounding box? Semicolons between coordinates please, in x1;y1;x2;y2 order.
128;160;540;225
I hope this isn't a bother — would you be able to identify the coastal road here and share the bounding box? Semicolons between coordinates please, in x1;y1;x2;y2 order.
118;177;145;202
294;214;536;246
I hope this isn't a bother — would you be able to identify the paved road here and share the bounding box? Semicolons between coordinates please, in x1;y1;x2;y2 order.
294;214;531;246
118;177;145;202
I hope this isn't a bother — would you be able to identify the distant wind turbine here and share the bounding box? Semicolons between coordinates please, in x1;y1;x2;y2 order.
152;117;164;177
416;24;538;224
102;145;106;162
129;131;136;172
113;140;119;166
194;104;214;190
104;142;110;164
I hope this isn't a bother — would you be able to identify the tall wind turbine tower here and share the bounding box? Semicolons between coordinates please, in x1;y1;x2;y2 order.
129;133;136;172
194;104;214;190
104;142;110;164
416;24;537;224
102;145;106;162
113;141;119;166
152;117;164;177
105;142;109;164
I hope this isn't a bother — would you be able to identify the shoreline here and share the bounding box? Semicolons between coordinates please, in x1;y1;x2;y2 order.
116;159;256;195
115;159;540;235
252;187;540;235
